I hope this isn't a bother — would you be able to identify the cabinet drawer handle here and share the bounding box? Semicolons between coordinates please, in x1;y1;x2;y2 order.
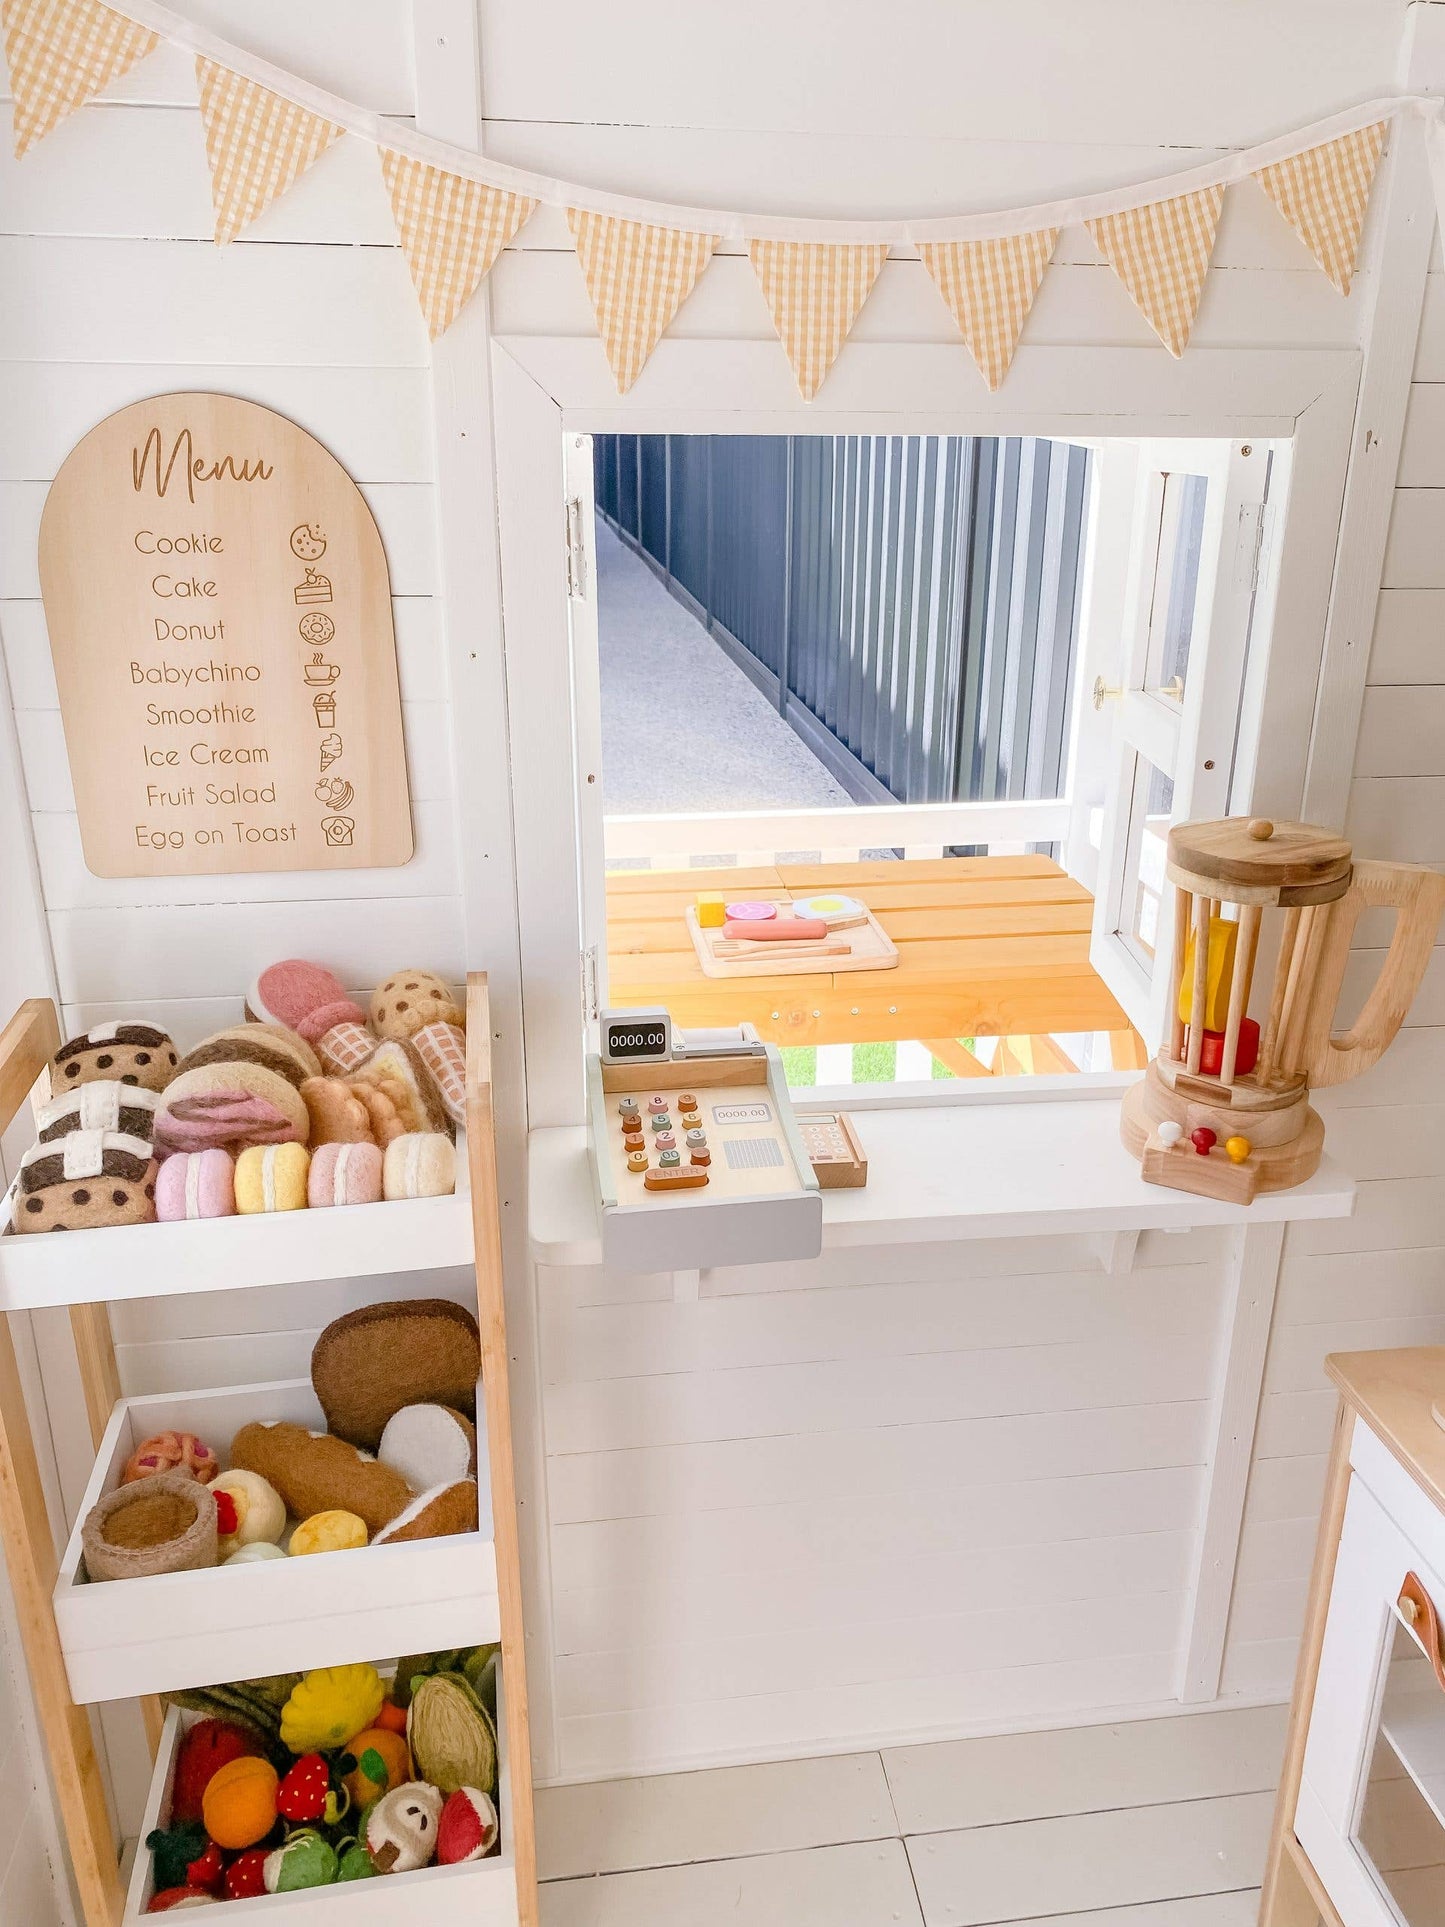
1398;1572;1445;1689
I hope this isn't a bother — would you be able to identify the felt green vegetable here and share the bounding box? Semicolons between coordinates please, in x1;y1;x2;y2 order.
335;1837;376;1882
264;1828;340;1893
407;1672;497;1797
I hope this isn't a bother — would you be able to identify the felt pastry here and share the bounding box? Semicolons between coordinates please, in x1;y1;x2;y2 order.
13;1129;156;1233
225;1541;286;1566
407;1671;497;1796
161;1035;311;1143
312;1299;481;1449
342;1077;408;1147
280;1664;385;1754
300;1075;374;1146
437;1786;500;1864
37;1079;161;1145
52;1022;178;1093
201;1754;280;1850
350;1039;453;1139
341;1727;412;1807
152;1092;300;1160
382;1130;457;1200
210;1468;286;1557
372;1479;479;1546
82;1471;216;1582
222;1850;270;1900
154;1148;236;1221
370;970;467;1125
288;1508;368;1557
231;1421;411;1532
247;960;373;1072
234;1141;310;1213
170;1719;265;1825
123;1432;218;1486
264;1828;339;1893
365;1782;444;1874
379;1404;477;1491
308;1140;384;1208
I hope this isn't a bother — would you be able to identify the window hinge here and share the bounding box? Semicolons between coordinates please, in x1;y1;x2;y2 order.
565;497;588;600
581;944;600;1022
1235;502;1274;593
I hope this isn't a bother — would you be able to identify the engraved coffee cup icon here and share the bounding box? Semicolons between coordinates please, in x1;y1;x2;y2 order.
303;653;340;686
313;690;336;730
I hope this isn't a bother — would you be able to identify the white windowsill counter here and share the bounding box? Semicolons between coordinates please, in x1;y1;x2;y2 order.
528;1095;1356;1268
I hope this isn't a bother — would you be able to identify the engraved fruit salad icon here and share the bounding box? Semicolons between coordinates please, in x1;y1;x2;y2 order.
315;777;355;811
290;523;327;561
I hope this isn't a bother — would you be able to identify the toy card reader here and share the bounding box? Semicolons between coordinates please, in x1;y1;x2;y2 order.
589;1008;821;1271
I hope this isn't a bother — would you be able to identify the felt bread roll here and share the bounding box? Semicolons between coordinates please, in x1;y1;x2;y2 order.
13;1130;156;1233
379;1404;477;1491
155;1148;236;1221
372;1479;478;1545
350;1040;453;1140
37;1080;161;1145
300;1076;374;1146
230;1420;412;1532
370;971;468;1126
312;1299;480;1449
308;1141;383;1208
234;1142;310;1214
382;1132;456;1201
51;1022;178;1094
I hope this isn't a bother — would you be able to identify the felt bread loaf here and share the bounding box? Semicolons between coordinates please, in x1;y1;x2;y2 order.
230;1420;412;1532
307;1141;383;1208
372;1479;478;1544
234;1142;310;1213
37;1080;161;1145
12;1130;156;1233
155;1148;236;1221
312;1299;481;1450
382;1131;456;1200
51;1022;178;1093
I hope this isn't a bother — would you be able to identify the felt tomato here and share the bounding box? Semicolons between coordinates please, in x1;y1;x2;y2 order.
223;1849;270;1901
276;1753;331;1824
201;1755;279;1850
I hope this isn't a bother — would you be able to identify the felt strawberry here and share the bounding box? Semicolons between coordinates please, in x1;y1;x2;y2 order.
184;1841;224;1893
223;1849;269;1900
276;1752;331;1824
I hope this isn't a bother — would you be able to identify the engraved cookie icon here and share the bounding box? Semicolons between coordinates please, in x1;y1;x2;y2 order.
298;610;335;645
290;522;327;560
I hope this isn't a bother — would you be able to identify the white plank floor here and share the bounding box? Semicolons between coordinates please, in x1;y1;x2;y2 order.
536;1704;1287;1926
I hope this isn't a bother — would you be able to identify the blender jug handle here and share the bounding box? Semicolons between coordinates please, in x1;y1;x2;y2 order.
1304;860;1445;1088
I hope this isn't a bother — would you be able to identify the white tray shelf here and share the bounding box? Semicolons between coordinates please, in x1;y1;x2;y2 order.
125;1698;518;1923
56;1380;499;1704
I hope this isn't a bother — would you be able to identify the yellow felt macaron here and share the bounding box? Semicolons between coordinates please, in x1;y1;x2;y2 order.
289;1509;368;1557
234;1142;310;1214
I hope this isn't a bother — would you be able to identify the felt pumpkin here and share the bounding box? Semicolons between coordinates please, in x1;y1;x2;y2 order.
200;1754;279;1850
170;1718;265;1825
342;1727;412;1808
280;1664;384;1755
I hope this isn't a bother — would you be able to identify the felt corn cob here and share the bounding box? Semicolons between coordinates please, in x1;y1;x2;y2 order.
370;970;468;1126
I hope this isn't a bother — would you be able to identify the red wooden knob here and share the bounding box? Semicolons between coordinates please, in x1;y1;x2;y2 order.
1190;1128;1217;1156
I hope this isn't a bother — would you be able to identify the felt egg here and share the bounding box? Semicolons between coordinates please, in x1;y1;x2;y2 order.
342;1727;412;1807
210;1469;286;1559
289;1509;368;1557
366;1782;444;1874
437;1786;499;1864
234;1141;310;1213
201;1755;279;1850
225;1541;287;1566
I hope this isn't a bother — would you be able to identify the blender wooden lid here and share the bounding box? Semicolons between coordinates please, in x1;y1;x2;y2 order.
1166;818;1353;902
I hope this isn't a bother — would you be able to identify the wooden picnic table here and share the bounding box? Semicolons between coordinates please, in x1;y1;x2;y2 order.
605;856;1132;1050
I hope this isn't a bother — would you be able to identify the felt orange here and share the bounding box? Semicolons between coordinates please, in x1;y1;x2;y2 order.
201;1754;279;1849
342;1727;412;1807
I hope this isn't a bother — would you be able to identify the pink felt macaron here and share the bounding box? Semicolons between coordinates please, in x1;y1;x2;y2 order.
308;1140;384;1208
155;1148;236;1221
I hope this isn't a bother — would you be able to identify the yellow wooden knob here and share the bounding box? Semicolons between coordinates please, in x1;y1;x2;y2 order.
1224;1136;1252;1163
1247;819;1274;841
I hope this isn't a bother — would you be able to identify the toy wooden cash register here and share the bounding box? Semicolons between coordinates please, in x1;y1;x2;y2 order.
587;1009;822;1270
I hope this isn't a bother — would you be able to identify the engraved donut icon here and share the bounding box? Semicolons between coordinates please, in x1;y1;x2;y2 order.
290;522;327;560
298;611;335;646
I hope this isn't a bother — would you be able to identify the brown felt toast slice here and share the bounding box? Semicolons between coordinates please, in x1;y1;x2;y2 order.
311;1299;481;1451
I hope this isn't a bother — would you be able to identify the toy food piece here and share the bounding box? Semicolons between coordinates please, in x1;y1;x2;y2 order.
12;1130;156;1233
37;1079;161;1145
791;893;865;924
1199;1018;1261;1078
265;1828;340;1893
210;1468;286;1557
340;1077;407;1147
407;1671;497;1796
145;1888;219;1910
722;915;828;941
350;1039;453;1140
281;1664;385;1755
378;1403;477;1491
313;1299;481;1449
161;1024;320;1142
366;1782;444;1874
52;1022;178;1093
336;1840;376;1881
152;1092;300;1160
222;1849;270;1900
1177;916;1238;1032
234;1142;310;1213
82;1472;216;1582
372;1479;479;1545
225;1541;287;1566
171;1718;266;1825
342;1727;412;1807
300;1075;374;1146
247;960;373;1073
438;1786;500;1864
289;1509;368;1557
145;1820;223;1893
276;1753;340;1825
155;1149;236;1221
231;1421;410;1533
123;1432;218;1486
382;1131;456;1200
725;901;776;921
308;1140;384;1208
371;970;468;1126
201;1754;279;1850
695;893;726;928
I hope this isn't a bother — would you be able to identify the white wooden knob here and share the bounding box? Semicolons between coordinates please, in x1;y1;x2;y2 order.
1157;1121;1184;1148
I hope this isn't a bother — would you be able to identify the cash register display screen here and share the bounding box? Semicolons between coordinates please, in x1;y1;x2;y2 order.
605;1020;669;1061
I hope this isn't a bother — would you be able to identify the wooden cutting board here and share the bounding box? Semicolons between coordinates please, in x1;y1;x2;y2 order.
685;901;900;977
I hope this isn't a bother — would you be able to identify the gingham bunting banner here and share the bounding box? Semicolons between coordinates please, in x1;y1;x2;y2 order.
2;0;157;156
196;57;344;244
381;150;535;339
916;230;1059;391
1087;184;1224;358
748;240;889;400
1254;121;1386;296
567;212;719;393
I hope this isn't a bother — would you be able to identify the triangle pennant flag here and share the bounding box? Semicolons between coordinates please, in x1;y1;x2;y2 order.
1087;184;1224;357
3;0;158;156
1254;122;1386;295
567;211;719;393
747;240;889;399
196;57;344;244
917;229;1059;391
381;151;535;338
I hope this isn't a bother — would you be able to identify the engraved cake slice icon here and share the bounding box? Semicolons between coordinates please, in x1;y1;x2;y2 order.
294;566;332;606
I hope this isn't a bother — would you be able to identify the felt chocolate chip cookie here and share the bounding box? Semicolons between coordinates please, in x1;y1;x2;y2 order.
312;1300;480;1450
229;1421;411;1533
52;1023;178;1094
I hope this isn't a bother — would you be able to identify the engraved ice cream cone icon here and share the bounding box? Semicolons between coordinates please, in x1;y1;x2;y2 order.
313;690;336;729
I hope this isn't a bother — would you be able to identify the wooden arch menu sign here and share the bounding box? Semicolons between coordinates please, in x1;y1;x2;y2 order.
39;393;413;877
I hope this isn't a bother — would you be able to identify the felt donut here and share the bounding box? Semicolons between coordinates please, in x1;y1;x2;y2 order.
307;1141;383;1208
51;1022;178;1093
37;1080;161;1145
234;1143;310;1213
154;1149;235;1221
382;1131;456;1201
13;1130;156;1234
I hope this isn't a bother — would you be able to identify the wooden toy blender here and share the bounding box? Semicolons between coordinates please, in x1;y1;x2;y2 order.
1120;817;1445;1202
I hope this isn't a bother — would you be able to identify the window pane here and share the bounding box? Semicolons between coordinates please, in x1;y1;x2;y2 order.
1145;470;1208;701
1117;749;1174;969
1354;1616;1445;1920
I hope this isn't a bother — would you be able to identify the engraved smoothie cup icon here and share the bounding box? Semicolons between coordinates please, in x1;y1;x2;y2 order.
313;690;336;729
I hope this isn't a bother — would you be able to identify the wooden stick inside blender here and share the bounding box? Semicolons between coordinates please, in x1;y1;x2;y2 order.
1168;884;1189;1062
1219;903;1262;1086
1257;904;1301;1087
1185;894;1212;1074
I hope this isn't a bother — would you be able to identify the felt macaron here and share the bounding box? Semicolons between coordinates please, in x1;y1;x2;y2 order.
382;1131;456;1200
308;1140;383;1208
51;1022;178;1093
155;1149;235;1221
234;1142;310;1214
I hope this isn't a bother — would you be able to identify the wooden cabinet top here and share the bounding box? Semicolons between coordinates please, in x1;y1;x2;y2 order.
1328;1347;1445;1514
